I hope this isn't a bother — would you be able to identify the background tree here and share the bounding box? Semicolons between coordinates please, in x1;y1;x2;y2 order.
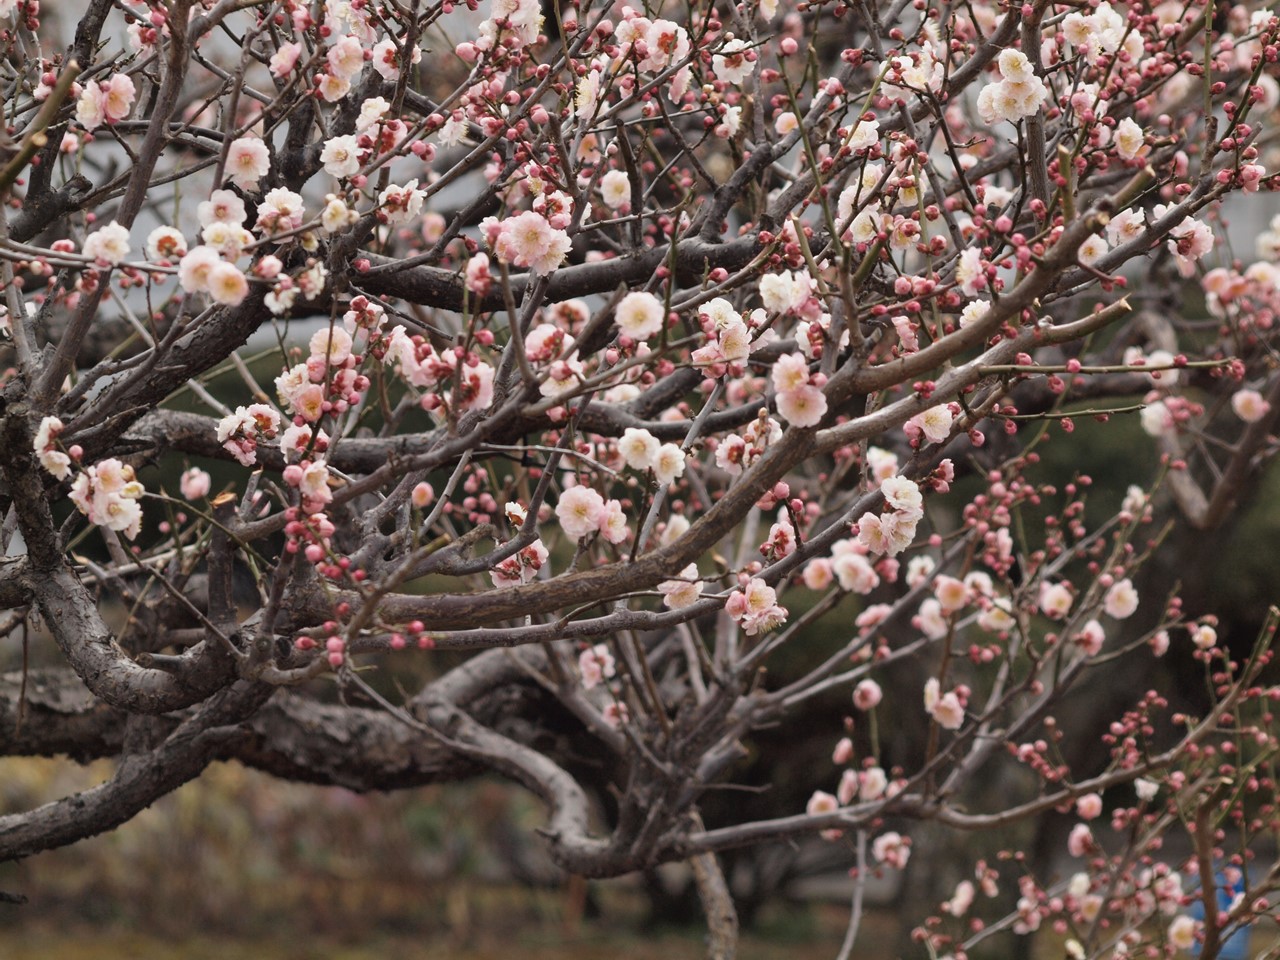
2;0;1280;956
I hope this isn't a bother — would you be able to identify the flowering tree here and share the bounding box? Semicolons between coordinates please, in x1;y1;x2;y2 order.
4;0;1280;954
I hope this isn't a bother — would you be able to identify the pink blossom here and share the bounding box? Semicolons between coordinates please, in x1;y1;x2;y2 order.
1039;581;1073;620
832;737;854;764
101;74;136;123
1077;619;1105;657
270;42;302;78
492;211;572;275
1103;578;1139;619
652;443;686;485
802;558;834;590
933;575;968;614
578;643;616;690
207;262;249;306
179;467;211;500
615;291;664;340
145;227;187;262
226;137;271;190
776;385;827;427
1067;823;1093;857
659;564;703;608
82;221;131;265
556;486;605;540
853;679;882;711
1232;388;1271;423
33;416;71;480
618;428;660;471
1076;793;1103;820
837;769;859;805
75;82;105;129
490;539;549;587
1168;916;1199;951
871;831;911;869
806;790;839;816
771;352;810;394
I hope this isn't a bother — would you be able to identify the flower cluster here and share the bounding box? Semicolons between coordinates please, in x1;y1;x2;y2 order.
856;476;925;558
977;50;1049;126
68;458;145;540
725;576;787;636
216;404;282;467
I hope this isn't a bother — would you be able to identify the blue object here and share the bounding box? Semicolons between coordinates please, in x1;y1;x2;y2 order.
1187;866;1251;960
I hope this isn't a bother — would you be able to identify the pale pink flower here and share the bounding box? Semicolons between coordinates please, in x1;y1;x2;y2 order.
832;737;854;764
880;475;923;516
853;679;882;710
598;499;629;544
493;211;572;275
310;326;353;365
75;82;106;129
327;34;366;80
806;790;839;816
180;467;211;500
1067;823;1093;857
270;42;302;78
412;483;434;508
556;485;605;540
602;702;629;728
776;385;827;427
1231;388;1271;423
831;548;878;594
371;37;420;80
906;404;957;445
226;137;271;189
255;187;305;235
956;247;985;296
1076;793;1103;820
615;291;664;339
618;427;660;471
578;643;616;690
946;881;975;916
298;460;333;507
102;74;136;122
1103;578;1139;619
1077;234;1109;266
1077;619;1105;656
1167;916;1198;951
771;352;810;394
82;221;131;265
1113;117;1145;160
490;539;549;587
933;575;967;614
712;38;751;85
1191;624;1217;650
860;767;888;801
321;196;357;234
33;416;71;480
321;135;362;179
837;769;859;806
145;226;187;261
377;180;425;225
1039;581;1073;620
871;832;911;869
652;443;686;485
802;558;834;590
930;688;965;730
317;73;352;103
1150;630;1171;656
855;604;893;631
599;170;631;209
207;262;249;306
659;564;703;608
